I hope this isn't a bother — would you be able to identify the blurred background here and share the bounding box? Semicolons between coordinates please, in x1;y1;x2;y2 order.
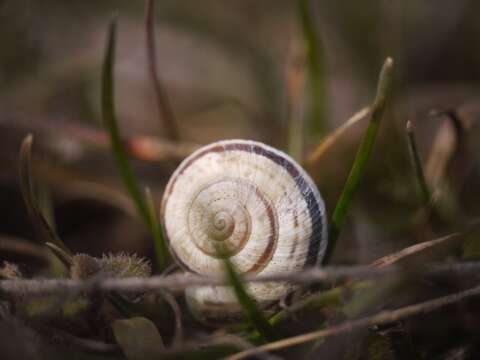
3;1;480;359
1;0;480;293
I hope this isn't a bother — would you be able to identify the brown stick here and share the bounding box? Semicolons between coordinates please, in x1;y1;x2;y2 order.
0;265;396;296
145;0;180;141
2;262;480;297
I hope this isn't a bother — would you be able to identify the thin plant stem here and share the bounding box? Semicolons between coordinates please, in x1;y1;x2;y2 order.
406;120;431;204
297;0;327;135
371;232;461;268
145;0;180;141
101;19;168;270
325;58;394;264
19;135;72;258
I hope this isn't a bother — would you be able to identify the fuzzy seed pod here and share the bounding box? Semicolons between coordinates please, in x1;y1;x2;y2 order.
70;253;151;280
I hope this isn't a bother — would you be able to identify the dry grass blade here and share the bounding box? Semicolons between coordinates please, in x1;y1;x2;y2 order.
19;135;72;258
145;0;179;141
227;284;480;359
406;120;431;204
426;109;471;205
325;58;394;263
101;19;169;270
371;232;462;268
306;106;370;168
425;111;460;191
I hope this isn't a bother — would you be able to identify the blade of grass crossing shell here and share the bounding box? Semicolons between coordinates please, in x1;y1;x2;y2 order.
325;58;394;263
101;20;168;269
219;246;277;342
19;135;72;259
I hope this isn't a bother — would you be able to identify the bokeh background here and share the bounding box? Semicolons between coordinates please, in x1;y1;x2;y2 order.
2;1;480;358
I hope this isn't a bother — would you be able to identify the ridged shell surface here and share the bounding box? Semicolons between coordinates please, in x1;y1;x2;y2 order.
160;140;327;317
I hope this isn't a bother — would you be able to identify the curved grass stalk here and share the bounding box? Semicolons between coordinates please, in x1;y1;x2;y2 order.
19;135;72;262
101;19;169;270
325;58;394;264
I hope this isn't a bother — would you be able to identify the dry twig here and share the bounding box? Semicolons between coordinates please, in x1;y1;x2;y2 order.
2;262;480;297
0;265;393;297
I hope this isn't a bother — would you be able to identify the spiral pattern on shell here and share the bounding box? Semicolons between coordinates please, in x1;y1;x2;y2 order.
160;139;327;320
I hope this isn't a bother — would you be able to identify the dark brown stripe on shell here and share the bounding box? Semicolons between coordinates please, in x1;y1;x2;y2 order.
244;186;278;273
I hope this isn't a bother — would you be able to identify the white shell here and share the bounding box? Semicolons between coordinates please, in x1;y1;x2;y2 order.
160;139;327;322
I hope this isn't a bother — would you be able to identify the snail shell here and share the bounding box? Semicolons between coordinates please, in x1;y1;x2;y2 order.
160;139;327;322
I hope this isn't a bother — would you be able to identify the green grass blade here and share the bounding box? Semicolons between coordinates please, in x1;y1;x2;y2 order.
219;248;277;342
406;120;431;205
297;0;327;135
101;19;168;269
19;135;73;260
325;58;394;264
145;187;169;264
